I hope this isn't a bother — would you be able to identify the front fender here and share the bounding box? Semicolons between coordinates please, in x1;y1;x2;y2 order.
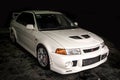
34;32;64;58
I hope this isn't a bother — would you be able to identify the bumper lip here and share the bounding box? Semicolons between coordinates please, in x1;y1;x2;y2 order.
50;46;109;74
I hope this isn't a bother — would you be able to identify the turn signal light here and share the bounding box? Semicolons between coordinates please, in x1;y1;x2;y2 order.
55;48;67;55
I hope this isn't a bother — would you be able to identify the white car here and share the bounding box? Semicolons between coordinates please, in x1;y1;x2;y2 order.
9;10;109;74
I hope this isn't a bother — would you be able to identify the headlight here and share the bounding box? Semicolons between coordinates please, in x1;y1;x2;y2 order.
101;42;105;48
55;48;81;55
66;48;81;55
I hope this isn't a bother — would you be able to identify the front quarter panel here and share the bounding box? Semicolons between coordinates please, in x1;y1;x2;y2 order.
35;31;63;57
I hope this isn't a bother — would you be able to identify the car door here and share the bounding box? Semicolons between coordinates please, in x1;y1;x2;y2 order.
15;12;36;53
15;12;27;45
22;13;36;53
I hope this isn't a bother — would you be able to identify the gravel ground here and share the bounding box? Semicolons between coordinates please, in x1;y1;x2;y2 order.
0;28;120;80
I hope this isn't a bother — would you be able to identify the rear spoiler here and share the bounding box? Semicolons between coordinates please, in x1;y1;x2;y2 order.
12;12;20;19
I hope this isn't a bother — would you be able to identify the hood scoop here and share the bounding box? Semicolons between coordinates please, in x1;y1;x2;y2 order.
81;34;90;38
69;36;82;39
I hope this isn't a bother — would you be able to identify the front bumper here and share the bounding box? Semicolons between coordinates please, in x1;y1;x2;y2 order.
50;46;109;74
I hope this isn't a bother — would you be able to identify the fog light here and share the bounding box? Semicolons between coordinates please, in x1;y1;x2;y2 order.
65;61;73;68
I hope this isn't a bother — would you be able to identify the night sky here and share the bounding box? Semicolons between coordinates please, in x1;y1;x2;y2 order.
0;0;120;48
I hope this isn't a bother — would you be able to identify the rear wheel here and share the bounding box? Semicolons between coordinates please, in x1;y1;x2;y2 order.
37;45;50;69
10;30;16;44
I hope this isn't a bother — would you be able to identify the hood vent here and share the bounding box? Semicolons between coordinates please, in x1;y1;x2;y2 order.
81;34;90;38
69;36;82;39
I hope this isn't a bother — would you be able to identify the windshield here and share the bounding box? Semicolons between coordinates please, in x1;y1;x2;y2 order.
35;14;78;30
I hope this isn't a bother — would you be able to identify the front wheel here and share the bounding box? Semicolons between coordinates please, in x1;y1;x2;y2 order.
37;45;50;69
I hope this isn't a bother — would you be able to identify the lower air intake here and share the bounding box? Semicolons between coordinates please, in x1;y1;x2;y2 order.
82;56;100;66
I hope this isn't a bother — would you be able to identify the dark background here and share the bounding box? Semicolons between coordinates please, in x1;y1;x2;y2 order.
0;0;120;49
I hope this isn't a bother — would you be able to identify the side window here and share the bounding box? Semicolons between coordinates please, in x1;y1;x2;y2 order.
16;13;25;25
16;13;34;26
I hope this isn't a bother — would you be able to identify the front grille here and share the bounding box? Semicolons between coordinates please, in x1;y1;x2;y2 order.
82;56;100;66
83;47;99;53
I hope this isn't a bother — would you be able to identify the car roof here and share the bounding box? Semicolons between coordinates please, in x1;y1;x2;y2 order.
23;10;62;14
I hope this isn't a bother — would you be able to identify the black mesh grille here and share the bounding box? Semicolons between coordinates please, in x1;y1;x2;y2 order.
72;60;77;67
82;56;100;66
83;47;99;53
101;53;107;60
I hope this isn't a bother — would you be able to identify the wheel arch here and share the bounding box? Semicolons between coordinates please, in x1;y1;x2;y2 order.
36;43;51;57
10;27;17;40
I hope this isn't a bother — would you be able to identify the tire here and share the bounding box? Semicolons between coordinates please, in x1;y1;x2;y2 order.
10;30;16;44
37;45;50;69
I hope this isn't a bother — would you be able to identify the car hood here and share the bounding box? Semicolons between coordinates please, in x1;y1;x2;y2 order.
42;28;103;48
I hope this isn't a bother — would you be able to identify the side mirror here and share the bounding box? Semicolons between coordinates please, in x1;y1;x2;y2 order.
74;22;78;26
26;24;34;30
